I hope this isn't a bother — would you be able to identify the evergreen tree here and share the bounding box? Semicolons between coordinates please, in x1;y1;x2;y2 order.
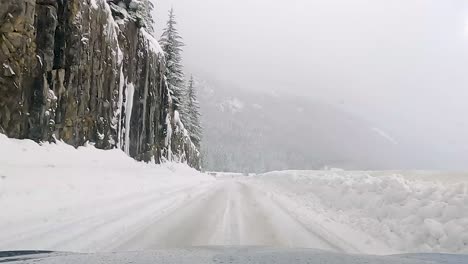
159;8;188;120
187;75;202;148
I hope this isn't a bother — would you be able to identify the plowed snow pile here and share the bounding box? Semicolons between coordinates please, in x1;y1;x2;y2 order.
249;170;468;253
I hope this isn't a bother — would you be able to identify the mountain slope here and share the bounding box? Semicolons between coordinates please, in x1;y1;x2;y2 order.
198;78;414;173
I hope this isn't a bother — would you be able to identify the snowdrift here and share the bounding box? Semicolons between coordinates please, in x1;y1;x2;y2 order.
0;134;213;251
249;170;468;253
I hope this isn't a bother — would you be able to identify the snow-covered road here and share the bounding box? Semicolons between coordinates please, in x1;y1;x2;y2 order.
114;180;341;252
1;135;467;255
0;135;348;253
0;177;347;253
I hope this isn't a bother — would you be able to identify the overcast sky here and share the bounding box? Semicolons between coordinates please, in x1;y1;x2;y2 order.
152;0;468;169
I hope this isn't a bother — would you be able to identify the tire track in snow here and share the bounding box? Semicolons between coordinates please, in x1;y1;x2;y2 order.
0;182;216;252
112;180;345;252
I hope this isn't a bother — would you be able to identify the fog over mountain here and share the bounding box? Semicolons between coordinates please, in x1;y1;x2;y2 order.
196;77;453;172
152;0;468;172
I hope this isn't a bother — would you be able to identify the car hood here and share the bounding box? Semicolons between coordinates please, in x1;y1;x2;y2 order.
0;247;466;264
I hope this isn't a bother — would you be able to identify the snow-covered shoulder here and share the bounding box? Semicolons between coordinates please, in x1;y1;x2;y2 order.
246;170;468;254
0;134;213;252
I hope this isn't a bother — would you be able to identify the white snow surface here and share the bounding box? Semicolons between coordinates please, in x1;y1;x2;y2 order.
0;134;214;252
141;29;164;56
247;170;468;254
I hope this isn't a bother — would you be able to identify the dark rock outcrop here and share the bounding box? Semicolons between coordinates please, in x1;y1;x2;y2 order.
0;0;200;169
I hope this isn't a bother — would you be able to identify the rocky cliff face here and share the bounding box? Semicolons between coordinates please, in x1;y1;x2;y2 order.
0;0;200;169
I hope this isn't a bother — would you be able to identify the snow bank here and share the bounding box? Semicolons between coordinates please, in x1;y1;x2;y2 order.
248;170;468;254
0;134;214;252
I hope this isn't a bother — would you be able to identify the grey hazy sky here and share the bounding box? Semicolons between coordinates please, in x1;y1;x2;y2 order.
152;0;468;169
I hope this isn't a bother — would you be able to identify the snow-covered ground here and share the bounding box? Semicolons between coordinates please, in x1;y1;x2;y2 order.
246;171;468;254
1;134;467;255
0;134;215;252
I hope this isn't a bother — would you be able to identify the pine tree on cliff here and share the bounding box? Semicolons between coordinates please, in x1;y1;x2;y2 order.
187;75;202;148
159;8;188;121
